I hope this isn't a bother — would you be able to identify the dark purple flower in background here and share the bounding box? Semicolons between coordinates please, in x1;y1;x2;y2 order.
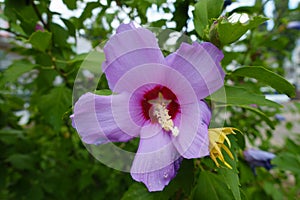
286;21;300;30
71;23;225;191
243;148;276;175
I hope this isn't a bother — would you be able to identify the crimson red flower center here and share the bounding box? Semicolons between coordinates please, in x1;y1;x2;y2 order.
141;85;180;121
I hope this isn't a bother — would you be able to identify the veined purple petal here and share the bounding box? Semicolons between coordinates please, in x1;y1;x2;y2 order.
103;24;165;91
113;63;199;105
111;91;142;138
128;83;158;127
172;101;210;158
166;42;225;99
199;100;212;126
72;92;139;144
132;158;182;192
131;124;181;191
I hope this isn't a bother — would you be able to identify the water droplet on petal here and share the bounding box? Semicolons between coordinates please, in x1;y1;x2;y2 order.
163;172;169;179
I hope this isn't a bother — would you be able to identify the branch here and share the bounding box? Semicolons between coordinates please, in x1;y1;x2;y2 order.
30;0;49;30
0;27;28;39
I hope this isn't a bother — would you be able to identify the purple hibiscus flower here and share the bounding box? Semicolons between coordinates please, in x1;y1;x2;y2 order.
243;148;276;175
71;23;225;191
287;21;300;30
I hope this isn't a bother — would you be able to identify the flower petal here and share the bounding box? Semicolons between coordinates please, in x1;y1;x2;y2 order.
71;92;139;144
128;83;158;126
113;63;199;105
111;91;142;137
116;22;137;33
130;124;181;191
244;148;276;161
166;42;225;99
103;24;165;90
243;149;276;172
172;101;211;158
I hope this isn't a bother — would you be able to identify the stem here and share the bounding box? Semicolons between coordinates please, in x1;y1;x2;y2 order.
48;51;73;89
195;159;205;171
30;0;49;30
241;30;253;66
0;27;28;39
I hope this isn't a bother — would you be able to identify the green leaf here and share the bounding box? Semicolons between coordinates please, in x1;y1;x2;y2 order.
172;0;189;31
161;159;195;198
28;31;52;52
121;183;155;200
237;105;275;129
72;51;106;100
4;0;27;22
0;163;7;190
235;130;245;149
154;29;192;53
94;89;112;96
14;6;39;35
238;160;255;185
10;22;27;36
35;69;58;94
0;60;36;87
35;53;53;67
27;184;44;200
79;2;101;27
222;51;240;66
62;0;77;10
212;15;268;46
37;86;72;131
150;19;167;27
231;66;295;97
193;171;235;200
209;85;278;129
193;0;224;39
136;1;152;24
50;23;69;47
6;154;35;170
272;152;300;175
284;138;300;154
121;160;194;200
219;168;241;200
0;129;24;144
217;137;241;200
144;0;165;6
228;6;258;15
170;159;194;195
262;182;284;200
61;18;76;37
210;85;280;108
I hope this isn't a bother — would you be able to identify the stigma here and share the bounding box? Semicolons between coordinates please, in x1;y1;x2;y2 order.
148;93;179;137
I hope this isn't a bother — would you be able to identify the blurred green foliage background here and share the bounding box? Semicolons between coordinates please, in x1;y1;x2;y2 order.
0;0;299;199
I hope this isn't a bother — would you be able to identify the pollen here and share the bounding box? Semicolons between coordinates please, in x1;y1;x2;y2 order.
148;93;179;137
